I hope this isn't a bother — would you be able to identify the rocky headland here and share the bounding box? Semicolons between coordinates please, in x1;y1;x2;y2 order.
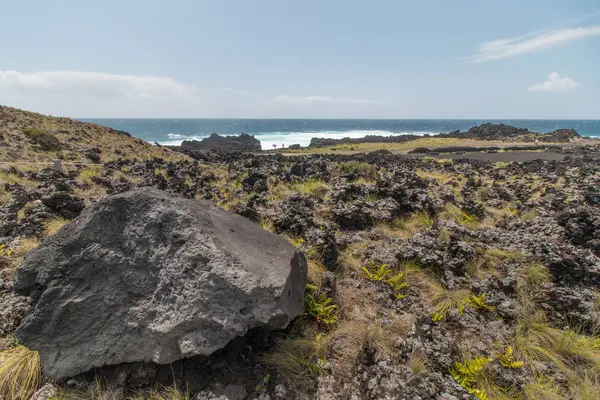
1;106;600;400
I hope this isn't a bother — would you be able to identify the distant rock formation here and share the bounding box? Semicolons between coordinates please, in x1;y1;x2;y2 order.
547;129;580;143
13;188;307;379
180;133;262;152
438;123;581;143
309;134;423;148
308;124;582;148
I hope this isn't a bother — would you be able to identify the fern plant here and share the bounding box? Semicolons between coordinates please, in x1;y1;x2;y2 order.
362;263;391;281
449;357;492;400
497;346;524;369
0;243;12;257
432;313;445;322
386;271;409;299
305;285;338;326
362;263;409;299
465;293;495;312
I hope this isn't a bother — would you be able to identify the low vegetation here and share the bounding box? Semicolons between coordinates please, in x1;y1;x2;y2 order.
0;345;42;400
294;179;330;196
305;284;339;326
264;335;328;396
43;217;69;236
22;128;61;151
449;356;492;399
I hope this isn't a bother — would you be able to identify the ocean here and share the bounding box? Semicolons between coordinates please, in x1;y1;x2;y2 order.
81;119;600;150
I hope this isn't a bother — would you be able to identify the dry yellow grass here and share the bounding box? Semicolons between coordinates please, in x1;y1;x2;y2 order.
307;260;328;286
1;238;39;275
43;217;69;236
0;345;42;400
274;137;565;155
382;211;435;239
78;166;103;184
263;334;329;398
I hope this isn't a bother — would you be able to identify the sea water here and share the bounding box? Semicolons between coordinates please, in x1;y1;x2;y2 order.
81;119;600;150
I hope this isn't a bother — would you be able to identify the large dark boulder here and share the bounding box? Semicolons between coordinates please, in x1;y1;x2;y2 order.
13;188;307;379
180;133;261;152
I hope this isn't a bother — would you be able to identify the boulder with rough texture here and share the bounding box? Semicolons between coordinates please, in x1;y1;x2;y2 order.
13;188;307;380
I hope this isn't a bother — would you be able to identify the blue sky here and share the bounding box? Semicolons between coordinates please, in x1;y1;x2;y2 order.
1;0;599;118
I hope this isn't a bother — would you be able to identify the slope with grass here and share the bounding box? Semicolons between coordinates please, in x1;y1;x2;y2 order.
0;105;190;163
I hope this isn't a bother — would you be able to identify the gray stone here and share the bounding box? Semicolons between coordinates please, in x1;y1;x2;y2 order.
14;188;307;379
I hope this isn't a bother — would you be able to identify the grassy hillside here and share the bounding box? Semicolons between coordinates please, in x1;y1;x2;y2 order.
0;105;189;163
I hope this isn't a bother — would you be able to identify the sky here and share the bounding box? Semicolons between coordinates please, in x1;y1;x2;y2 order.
0;0;599;119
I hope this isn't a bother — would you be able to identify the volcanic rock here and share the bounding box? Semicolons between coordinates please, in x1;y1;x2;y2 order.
181;133;262;152
13;188;307;379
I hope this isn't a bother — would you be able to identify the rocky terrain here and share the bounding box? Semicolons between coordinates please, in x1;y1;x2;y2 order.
437;124;581;143
309;134;423;148
1;107;600;400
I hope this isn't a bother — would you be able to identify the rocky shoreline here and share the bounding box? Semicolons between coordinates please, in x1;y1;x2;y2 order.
307;123;583;148
1;108;600;400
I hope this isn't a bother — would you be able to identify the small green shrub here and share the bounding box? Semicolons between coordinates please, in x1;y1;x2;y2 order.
23;128;61;151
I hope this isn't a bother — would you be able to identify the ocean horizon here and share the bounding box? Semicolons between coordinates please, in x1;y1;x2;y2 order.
81;118;600;150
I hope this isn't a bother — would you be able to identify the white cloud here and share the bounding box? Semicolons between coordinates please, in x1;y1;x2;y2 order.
465;25;600;63
528;72;579;92
0;69;381;118
274;95;373;105
0;70;190;98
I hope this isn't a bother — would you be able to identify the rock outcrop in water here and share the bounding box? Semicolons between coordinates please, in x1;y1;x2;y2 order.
181;133;262;152
13;188;307;379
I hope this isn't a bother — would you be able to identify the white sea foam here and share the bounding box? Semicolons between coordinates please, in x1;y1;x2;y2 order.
167;133;187;139
159;130;435;150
